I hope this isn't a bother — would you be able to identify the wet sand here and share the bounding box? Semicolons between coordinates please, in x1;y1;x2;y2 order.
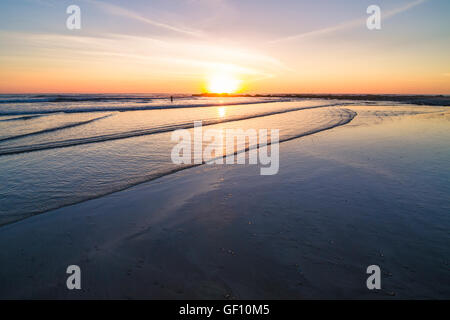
0;105;449;299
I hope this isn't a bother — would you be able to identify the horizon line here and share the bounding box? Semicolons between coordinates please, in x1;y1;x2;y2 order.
0;92;449;96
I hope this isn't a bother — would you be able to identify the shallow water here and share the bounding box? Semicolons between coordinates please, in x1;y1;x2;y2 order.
0;94;285;115
0;105;448;299
0;94;447;226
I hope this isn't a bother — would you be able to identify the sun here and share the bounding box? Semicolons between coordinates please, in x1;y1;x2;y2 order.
207;74;241;94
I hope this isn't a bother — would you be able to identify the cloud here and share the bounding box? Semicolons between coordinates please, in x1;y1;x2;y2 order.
25;0;56;7
383;0;428;19
0;31;284;81
270;0;429;44
84;0;205;38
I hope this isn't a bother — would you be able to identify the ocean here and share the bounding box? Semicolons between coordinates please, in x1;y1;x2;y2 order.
0;94;444;225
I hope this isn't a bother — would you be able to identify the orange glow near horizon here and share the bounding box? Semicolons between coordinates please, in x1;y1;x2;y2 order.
0;38;449;95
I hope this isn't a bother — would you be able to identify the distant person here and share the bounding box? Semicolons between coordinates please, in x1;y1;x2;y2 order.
170;96;173;103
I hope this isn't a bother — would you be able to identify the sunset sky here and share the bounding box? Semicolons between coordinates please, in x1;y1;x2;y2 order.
0;0;449;94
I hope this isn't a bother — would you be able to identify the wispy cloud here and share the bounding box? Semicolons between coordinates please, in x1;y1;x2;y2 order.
383;0;429;18
84;0;205;38
270;0;429;44
25;0;56;7
0;31;284;81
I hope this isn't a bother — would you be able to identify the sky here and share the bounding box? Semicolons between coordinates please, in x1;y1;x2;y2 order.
0;0;449;94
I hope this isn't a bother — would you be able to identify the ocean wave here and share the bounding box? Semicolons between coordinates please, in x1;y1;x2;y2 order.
0;99;289;116
0;114;113;143
0;103;351;156
0;115;45;122
0;94;168;104
0;107;357;226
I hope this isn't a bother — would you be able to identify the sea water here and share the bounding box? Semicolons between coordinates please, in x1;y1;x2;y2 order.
0;94;444;225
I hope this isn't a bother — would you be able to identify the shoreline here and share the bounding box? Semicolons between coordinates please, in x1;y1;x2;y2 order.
1;107;448;299
0;104;356;227
194;93;450;106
